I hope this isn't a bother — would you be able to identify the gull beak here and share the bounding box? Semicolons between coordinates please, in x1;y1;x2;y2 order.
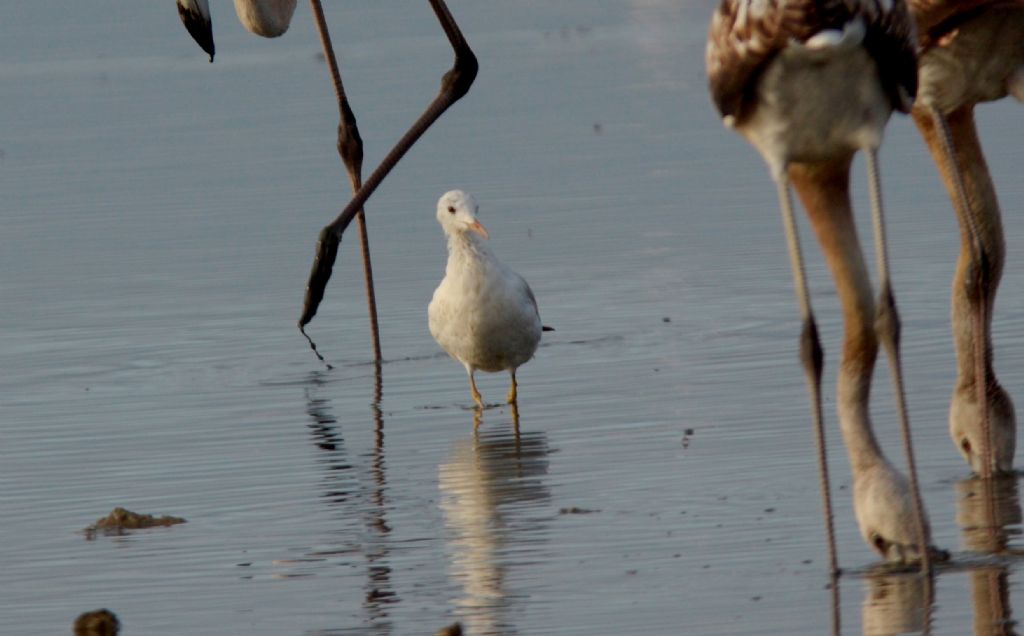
468;220;489;239
177;0;216;62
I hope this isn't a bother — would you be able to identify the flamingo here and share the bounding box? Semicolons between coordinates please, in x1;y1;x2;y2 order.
176;1;478;363
907;0;1024;477
706;0;936;568
176;0;296;61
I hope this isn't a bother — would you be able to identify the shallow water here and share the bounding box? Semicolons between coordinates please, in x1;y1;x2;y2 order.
2;1;1024;634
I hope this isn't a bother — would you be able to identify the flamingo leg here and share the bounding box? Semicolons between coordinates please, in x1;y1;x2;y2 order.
307;0;382;363
864;147;931;575
775;175;839;576
299;0;478;330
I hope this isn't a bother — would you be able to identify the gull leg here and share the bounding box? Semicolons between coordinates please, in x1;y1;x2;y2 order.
300;0;478;329
864;147;931;575
507;370;518;404
776;176;839;576
468;368;483;408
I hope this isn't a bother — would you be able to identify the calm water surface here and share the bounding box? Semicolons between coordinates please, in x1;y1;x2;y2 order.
2;2;1024;634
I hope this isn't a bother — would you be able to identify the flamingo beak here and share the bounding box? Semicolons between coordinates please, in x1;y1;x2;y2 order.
468;220;489;239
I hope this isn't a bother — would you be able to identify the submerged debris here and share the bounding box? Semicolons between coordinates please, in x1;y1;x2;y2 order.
682;427;695;449
435;623;462;636
73;608;119;635
83;507;186;539
559;506;600;515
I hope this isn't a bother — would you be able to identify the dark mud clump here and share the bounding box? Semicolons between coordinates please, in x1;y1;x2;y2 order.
74;608;119;635
436;623;462;636
559;506;600;515
83;507;186;539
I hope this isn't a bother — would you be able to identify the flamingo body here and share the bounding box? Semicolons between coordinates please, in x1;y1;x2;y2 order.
707;0;937;563
233;0;296;38
708;0;916;171
176;0;297;61
914;1;1024;113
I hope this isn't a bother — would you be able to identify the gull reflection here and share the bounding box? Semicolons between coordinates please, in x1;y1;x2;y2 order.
956;476;1021;635
439;422;552;635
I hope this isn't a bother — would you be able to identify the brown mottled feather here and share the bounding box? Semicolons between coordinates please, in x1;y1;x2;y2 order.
707;0;917;124
908;0;1023;49
862;1;918;112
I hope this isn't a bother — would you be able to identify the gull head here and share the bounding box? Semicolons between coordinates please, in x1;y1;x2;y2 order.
437;190;489;239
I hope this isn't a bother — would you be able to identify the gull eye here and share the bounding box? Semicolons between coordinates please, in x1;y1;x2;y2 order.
447;206;456;214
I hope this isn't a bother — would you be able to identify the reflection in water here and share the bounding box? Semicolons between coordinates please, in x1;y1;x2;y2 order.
956;476;1022;635
956;476;1022;553
304;365;396;632
829;575;841;636
967;567;1017;636
439;423;552;635
860;475;1024;635
861;572;929;636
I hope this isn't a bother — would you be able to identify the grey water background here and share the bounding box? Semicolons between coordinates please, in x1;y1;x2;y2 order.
2;2;1024;634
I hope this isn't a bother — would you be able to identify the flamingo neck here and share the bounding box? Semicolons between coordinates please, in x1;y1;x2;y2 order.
787;157;888;475
836;366;888;473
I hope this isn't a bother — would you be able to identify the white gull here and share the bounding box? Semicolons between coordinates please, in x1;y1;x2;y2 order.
428;190;547;407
